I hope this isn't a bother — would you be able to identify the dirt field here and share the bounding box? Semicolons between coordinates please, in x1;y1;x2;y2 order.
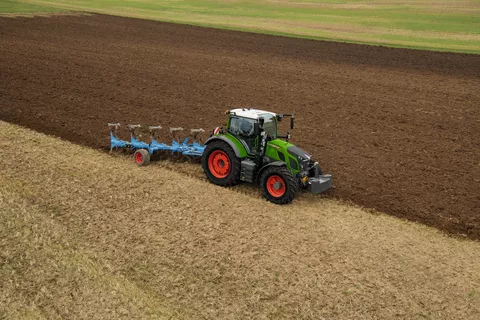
0;14;479;239
1;121;480;319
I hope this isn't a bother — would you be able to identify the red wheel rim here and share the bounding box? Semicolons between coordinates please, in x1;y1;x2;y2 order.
208;150;231;178
266;175;286;197
135;151;143;164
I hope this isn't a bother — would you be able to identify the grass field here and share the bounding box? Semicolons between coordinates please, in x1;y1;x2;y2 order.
1;0;479;53
0;0;62;14
1;121;480;318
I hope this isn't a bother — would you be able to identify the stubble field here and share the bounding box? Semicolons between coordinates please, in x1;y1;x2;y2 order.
1;121;480;319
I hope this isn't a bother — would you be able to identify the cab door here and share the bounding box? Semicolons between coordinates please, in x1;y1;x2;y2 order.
227;117;259;155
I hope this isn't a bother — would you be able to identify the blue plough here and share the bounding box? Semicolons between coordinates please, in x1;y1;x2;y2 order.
108;123;206;165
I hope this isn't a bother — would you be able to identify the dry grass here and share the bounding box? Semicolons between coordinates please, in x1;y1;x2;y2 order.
1;120;480;319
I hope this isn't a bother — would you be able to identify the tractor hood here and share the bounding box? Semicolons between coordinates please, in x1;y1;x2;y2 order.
287;145;312;162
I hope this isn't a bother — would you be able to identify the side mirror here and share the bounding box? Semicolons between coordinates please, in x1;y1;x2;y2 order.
290;117;295;129
254;123;262;135
259;117;265;128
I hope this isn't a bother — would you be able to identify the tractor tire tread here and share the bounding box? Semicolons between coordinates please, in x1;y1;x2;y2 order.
202;140;241;186
260;166;298;204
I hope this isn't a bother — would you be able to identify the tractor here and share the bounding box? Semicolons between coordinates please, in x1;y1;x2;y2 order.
202;108;332;204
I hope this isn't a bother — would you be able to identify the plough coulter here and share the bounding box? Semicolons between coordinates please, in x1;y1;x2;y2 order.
109;108;332;204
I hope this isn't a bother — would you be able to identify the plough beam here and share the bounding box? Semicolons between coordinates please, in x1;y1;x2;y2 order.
108;123;206;165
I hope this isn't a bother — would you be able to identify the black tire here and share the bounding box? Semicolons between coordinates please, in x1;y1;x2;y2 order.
260;166;298;204
134;149;150;166
202;140;241;186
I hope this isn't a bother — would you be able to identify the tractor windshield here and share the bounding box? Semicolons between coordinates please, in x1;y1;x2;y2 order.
259;113;276;139
229;117;255;136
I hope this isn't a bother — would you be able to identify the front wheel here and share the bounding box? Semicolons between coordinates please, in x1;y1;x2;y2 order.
260;166;298;204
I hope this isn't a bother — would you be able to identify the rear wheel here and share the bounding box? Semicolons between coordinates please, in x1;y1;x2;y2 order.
134;149;150;166
260;166;298;204
202;140;241;186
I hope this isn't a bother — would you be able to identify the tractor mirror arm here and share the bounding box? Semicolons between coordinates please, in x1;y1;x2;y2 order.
277;114;295;129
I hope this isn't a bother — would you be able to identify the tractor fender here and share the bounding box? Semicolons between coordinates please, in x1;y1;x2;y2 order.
256;161;287;182
205;135;242;158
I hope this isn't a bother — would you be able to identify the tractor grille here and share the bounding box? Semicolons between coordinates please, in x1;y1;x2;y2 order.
287;146;311;171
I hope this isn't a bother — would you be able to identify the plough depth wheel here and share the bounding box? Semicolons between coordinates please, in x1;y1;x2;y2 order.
134;149;150;166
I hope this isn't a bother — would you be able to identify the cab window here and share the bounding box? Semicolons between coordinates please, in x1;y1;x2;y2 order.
259;113;276;139
229;117;255;136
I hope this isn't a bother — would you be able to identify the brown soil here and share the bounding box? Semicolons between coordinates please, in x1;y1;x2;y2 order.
1;14;479;239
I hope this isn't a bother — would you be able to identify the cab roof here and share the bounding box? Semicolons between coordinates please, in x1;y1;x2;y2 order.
227;108;276;120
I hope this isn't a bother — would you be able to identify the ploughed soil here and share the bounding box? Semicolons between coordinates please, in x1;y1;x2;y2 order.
1;14;479;239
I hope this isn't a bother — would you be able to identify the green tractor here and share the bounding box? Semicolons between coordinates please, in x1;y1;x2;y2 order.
202;108;332;204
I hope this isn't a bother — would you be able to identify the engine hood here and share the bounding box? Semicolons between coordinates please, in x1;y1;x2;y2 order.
287;145;312;161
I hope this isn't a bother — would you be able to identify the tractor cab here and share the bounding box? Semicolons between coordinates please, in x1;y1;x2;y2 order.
226;109;279;155
225;108;294;156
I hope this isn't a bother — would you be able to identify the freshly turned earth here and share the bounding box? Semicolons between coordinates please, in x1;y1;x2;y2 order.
1;14;479;239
